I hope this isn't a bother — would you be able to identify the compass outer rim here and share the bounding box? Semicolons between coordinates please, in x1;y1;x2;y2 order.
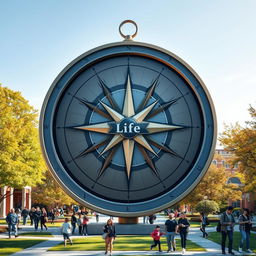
39;40;217;217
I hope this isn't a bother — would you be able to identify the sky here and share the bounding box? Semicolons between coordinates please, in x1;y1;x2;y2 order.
0;0;255;135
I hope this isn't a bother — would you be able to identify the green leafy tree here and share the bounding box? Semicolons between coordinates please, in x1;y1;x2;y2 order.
0;85;45;202
220;105;256;191
195;199;219;215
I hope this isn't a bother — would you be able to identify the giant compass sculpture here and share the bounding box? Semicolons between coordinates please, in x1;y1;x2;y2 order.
40;20;217;217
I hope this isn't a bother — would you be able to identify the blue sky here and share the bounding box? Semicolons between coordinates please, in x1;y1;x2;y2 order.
0;0;255;134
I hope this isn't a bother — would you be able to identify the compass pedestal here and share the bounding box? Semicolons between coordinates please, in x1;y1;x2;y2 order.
118;217;138;224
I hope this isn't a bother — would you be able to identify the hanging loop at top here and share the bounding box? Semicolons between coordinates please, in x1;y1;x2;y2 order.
119;20;138;41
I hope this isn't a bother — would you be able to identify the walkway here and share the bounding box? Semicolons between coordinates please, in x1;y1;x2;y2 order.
0;217;254;256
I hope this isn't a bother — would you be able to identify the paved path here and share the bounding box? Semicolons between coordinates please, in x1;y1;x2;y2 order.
0;217;254;256
4;226;234;256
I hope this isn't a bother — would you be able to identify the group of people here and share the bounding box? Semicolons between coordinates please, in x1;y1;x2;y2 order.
150;212;190;255
61;217;116;255
6;205;254;255
70;212;90;235
5;206;57;238
218;206;253;255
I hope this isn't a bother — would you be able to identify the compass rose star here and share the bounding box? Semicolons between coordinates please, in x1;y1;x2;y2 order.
74;73;183;180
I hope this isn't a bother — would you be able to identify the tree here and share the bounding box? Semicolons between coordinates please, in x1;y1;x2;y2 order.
180;162;242;208
0;85;45;202
220;105;256;192
195;199;219;215
32;170;78;208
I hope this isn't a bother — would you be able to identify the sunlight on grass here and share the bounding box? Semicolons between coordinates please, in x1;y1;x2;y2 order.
0;239;47;256
207;232;256;253
19;231;53;237
49;235;206;251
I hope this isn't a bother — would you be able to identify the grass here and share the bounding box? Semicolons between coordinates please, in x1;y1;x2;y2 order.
0;238;47;256
189;221;217;228
19;231;53;237
207;232;256;253
49;235;206;252
0;219;63;227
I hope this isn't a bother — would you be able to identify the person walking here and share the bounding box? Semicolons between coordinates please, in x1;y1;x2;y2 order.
21;207;29;226
200;212;209;238
61;218;73;247
40;207;48;231
6;208;19;238
178;212;190;255
238;208;253;253
82;215;89;236
29;207;35;226
103;219;116;256
165;213;178;252
33;207;41;231
94;212;99;222
49;209;55;224
150;225;164;252
15;208;21;230
77;214;83;235
220;206;236;255
71;212;77;235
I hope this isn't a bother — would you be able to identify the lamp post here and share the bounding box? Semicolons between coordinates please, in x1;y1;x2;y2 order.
203;196;208;215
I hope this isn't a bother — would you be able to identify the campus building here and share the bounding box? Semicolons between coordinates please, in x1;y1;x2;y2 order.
213;149;256;212
0;186;31;217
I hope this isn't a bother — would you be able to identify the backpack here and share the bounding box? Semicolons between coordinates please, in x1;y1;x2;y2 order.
216;212;229;232
205;217;210;226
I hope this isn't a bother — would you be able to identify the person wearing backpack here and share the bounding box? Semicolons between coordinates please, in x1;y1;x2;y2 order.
200;212;209;238
220;206;236;255
238;208;253;254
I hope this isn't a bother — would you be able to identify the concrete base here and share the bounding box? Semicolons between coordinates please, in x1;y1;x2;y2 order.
87;223;164;235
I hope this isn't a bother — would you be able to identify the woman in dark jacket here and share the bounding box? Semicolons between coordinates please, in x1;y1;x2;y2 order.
178;212;190;255
40;208;48;231
103;219;116;256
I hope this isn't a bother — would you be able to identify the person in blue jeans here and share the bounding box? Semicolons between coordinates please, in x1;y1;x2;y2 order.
220;206;235;255
238;208;253;254
165;213;178;252
178;212;190;255
6;208;18;238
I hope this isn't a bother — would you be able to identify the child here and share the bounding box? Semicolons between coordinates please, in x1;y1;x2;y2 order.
150;225;164;252
61;218;73;247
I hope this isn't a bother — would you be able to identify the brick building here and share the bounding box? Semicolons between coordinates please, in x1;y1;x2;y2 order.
0;186;31;217
213;149;256;212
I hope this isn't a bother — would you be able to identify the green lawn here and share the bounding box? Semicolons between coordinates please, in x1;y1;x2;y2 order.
207;232;256;253
189;221;217;228
19;231;53;237
0;219;63;228
49;235;206;252
0;238;47;256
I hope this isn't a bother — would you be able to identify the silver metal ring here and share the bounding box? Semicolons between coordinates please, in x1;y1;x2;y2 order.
119;20;138;40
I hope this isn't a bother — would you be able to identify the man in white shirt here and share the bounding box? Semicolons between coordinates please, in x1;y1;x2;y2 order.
61;218;73;247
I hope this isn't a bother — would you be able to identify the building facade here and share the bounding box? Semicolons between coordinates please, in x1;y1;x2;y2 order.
213;149;256;212
0;186;31;217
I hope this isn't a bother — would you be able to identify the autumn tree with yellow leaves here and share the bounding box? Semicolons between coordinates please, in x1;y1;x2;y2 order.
220;105;256;192
0;85;45;203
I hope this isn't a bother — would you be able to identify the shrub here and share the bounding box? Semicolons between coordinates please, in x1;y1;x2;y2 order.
195;200;219;215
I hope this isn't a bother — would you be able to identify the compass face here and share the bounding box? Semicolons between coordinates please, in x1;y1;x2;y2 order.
40;42;216;217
